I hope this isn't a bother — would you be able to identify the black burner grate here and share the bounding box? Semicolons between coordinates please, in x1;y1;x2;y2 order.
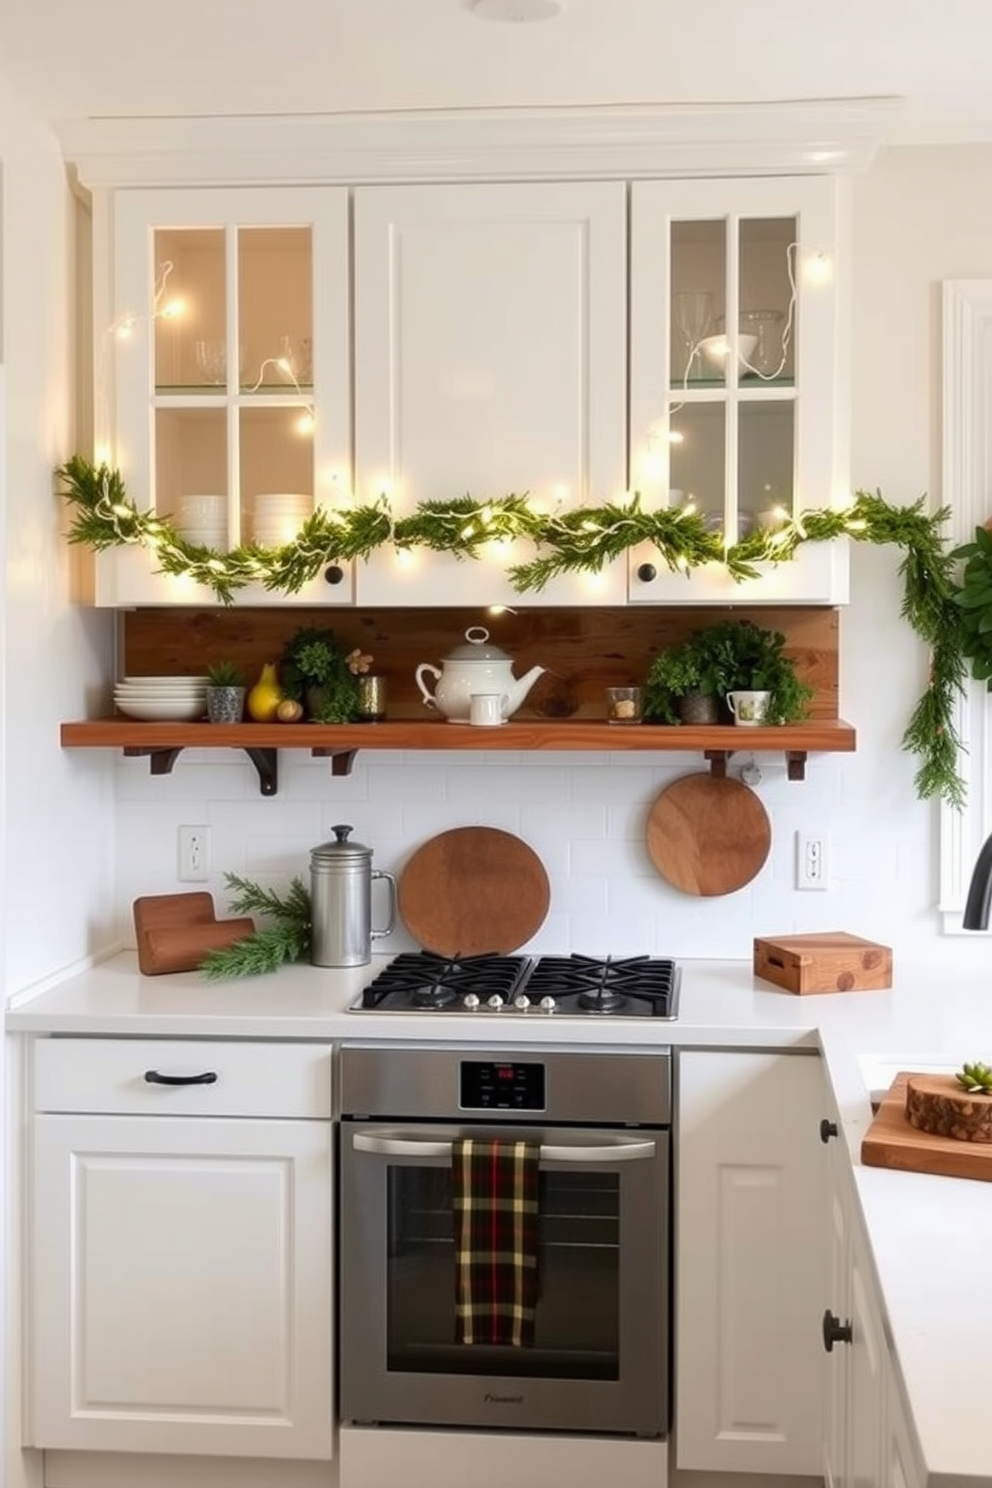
356;951;529;1010
524;954;679;1016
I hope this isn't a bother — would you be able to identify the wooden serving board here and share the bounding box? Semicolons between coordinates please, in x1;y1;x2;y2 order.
398;826;551;956
646;774;771;897
861;1072;992;1183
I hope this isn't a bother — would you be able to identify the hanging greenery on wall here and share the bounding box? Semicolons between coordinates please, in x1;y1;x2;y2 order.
56;455;969;808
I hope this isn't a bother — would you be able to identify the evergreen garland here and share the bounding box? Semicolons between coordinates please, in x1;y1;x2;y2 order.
199;873;311;979
57;456;972;807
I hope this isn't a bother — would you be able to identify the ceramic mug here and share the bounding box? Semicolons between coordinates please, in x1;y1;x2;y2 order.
469;692;508;727
726;689;771;726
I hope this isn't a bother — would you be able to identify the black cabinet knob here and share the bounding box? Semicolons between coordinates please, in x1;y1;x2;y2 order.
819;1118;839;1143
822;1309;853;1352
636;562;657;583
324;565;345;586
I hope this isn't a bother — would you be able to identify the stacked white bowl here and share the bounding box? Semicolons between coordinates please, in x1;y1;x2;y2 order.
114;676;209;722
251;492;312;548
174;494;228;549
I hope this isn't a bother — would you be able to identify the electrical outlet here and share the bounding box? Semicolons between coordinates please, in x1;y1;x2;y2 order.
178;825;210;882
796;830;829;891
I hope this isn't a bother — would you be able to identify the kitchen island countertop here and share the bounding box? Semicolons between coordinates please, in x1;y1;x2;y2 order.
8;950;992;1486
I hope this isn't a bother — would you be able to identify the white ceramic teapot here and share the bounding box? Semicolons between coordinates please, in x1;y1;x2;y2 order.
415;627;546;723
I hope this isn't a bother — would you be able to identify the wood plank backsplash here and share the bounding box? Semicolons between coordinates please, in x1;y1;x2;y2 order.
123;605;841;721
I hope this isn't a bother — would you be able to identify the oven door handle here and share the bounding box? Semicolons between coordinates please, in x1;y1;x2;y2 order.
351;1133;657;1162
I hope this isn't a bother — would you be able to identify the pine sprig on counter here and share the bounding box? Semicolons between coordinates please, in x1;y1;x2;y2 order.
199;874;312;979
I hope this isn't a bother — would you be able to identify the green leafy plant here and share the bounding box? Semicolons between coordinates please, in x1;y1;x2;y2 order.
955;1061;992;1094
200;873;311;979
279;626;360;723
951;526;992;686
205;659;244;687
644;619;814;725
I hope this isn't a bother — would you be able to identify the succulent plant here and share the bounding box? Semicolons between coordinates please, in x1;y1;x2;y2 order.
206;658;245;688
955;1061;992;1094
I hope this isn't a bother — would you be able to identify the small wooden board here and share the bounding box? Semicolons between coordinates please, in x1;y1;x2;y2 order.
861;1072;992;1183
399;826;550;956
133;893;255;975
646;774;771;897
754;931;892;994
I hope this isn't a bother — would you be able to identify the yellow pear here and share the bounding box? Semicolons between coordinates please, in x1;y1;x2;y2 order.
247;662;283;721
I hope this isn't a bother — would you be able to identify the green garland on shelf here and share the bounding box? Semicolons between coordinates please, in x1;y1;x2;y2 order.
56;455;970;807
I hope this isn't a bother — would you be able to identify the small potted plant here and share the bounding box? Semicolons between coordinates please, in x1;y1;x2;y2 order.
279;626;361;723
644;619;814;726
205;660;246;724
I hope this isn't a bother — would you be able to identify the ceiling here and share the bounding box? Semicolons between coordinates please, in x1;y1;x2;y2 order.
1;0;991;147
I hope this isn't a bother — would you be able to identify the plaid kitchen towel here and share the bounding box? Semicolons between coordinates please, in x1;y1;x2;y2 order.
452;1137;540;1347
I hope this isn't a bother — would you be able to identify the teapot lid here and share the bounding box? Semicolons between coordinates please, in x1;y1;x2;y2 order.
311;824;372;863
444;626;510;663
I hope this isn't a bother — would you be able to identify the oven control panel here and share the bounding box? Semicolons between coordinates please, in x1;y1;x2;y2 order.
460;1060;547;1110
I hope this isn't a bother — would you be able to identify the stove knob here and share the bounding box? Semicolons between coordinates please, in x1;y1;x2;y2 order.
487;994;505;1010
540;996;558;1013
463;992;480;1010
513;994;531;1010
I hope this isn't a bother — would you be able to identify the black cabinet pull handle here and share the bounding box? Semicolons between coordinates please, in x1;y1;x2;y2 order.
144;1070;218;1087
820;1118;839;1143
324;564;345;586
636;562;657;583
822;1309;853;1352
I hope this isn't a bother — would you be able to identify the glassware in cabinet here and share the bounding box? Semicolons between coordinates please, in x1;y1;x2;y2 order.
629;176;848;605
97;186;352;606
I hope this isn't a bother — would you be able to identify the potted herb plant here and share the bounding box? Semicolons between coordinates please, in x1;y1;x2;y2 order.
279;626;361;723
204;660;246;724
644;619;814;726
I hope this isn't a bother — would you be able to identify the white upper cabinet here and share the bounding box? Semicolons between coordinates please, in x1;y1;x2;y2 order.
93;186;353;606
352;182;628;606
628;176;850;604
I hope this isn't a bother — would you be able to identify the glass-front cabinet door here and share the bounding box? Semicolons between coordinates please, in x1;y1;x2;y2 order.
95;186;352;606
628;176;849;604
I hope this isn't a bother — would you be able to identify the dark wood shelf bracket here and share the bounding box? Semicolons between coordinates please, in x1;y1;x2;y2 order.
703;750;730;779
243;748;278;796
786;751;808;781
123;746;183;777
311;747;359;778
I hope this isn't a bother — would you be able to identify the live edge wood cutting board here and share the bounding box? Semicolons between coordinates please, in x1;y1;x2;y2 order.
646;774;771;897
861;1072;992;1183
399;826;551;956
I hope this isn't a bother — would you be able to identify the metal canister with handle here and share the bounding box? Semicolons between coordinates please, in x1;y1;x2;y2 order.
310;825;397;967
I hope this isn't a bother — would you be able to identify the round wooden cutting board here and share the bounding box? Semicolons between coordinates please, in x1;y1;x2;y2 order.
399;826;551;956
646;774;771;897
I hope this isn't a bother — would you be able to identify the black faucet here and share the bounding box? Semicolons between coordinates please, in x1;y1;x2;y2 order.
963;834;992;929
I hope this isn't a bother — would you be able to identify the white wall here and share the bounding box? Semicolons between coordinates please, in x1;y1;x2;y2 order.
0;68;116;998
95;144;992;970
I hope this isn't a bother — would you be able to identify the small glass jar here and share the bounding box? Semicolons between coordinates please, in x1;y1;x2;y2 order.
606;686;644;725
356;674;387;722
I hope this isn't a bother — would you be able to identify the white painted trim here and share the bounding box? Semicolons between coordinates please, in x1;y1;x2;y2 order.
60;100;900;191
939;280;992;933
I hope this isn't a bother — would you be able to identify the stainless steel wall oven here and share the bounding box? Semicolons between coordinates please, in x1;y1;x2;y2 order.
338;1043;672;1439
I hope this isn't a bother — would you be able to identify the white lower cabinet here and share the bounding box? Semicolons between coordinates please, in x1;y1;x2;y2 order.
822;1108;925;1488
676;1048;826;1474
26;1038;334;1462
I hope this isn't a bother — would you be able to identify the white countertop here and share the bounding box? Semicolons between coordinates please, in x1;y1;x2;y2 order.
9;951;992;1485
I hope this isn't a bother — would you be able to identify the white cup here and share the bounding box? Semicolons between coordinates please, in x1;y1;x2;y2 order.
726;689;771;726
469;692;508;727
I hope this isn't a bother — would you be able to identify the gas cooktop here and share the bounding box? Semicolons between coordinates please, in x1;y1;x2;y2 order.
349;952;680;1019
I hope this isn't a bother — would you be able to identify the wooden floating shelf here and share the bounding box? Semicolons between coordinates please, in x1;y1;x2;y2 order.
61;718;857;796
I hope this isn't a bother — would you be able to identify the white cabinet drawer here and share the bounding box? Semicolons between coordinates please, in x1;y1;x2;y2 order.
32;1038;332;1118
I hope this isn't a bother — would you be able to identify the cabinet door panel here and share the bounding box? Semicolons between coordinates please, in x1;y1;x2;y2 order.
29;1114;333;1459
677;1049;826;1474
354;182;627;606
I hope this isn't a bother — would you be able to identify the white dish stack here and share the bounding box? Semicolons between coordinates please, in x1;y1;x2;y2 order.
114;676;209;722
251;492;312;548
174;494;228;549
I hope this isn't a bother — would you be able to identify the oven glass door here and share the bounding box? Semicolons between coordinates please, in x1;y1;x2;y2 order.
339;1122;670;1438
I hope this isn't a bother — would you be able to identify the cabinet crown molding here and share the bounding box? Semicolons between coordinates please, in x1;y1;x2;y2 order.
61;99;899;189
